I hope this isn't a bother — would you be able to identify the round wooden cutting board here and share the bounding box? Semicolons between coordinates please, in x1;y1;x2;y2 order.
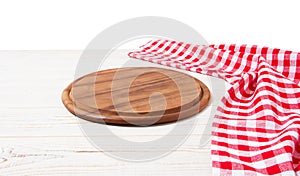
62;67;210;126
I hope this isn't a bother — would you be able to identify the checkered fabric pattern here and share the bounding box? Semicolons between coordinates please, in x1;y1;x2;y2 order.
128;40;300;176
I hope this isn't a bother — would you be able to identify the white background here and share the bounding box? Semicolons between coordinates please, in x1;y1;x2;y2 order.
1;0;300;51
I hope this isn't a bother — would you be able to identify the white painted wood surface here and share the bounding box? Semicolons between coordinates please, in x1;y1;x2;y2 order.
0;50;229;175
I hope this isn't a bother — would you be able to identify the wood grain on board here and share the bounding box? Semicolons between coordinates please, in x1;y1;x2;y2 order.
62;67;210;126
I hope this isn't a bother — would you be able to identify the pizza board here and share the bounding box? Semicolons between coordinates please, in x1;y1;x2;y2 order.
62;67;210;126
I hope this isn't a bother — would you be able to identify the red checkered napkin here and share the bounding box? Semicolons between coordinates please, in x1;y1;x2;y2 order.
129;40;300;176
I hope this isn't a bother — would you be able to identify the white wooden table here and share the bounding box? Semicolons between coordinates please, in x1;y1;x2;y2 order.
0;50;228;175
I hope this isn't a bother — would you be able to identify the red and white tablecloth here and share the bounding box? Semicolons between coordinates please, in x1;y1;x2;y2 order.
129;40;300;176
